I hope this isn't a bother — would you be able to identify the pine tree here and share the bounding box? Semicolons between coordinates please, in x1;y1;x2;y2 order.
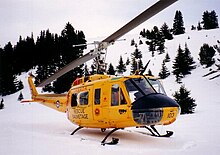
137;59;144;72
199;43;216;67
131;39;135;46
83;65;90;76
160;22;173;40
0;48;3;96
172;44;195;82
140;28;146;37
139;40;143;45
201;10;219;30
34;29;58;91
107;63;116;75
184;43;196;73
191;25;196;30
145;29;152;39
52;23;85;93
172;45;185;83
164;53;171;62
18;92;24;101
13;35;36;74
173;85;197;114
157;40;165;55
148;43;155;57
116;56;126;74
0;98;4;109
145;28;156;57
1;42;18;95
130;46;143;73
126;57;130;65
130;57;138;74
158;61;170;79
144;26;165;56
147;69;153;76
210;10;219;28
197;21;202;31
173;10;185;35
153;26;165;55
132;46;142;59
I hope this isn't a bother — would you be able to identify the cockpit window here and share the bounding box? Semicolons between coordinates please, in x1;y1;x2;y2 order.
124;78;155;102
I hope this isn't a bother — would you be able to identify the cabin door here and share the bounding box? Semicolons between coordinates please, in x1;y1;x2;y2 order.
93;87;103;121
108;83;129;123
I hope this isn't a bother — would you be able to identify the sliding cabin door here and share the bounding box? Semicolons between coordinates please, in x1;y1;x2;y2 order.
107;83;130;126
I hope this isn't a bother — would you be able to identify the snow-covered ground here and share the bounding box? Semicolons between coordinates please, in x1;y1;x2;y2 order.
0;29;220;155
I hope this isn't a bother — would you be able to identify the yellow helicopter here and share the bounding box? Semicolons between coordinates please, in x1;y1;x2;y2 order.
22;0;180;145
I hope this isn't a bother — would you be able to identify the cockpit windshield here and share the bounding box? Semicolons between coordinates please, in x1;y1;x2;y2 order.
124;78;155;102
148;78;167;95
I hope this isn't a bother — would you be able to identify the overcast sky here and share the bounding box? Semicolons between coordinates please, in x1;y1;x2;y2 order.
0;0;219;46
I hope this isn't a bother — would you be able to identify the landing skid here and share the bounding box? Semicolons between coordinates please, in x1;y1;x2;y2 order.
144;125;173;137
70;126;172;145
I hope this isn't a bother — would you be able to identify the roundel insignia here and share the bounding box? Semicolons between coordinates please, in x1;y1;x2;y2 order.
56;100;60;108
95;108;100;115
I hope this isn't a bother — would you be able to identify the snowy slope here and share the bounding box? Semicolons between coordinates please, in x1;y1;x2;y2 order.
0;29;220;155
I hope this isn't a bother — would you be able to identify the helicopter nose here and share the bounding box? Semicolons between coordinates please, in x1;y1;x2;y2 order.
131;93;180;126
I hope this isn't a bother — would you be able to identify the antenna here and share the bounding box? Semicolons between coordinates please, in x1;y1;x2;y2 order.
140;60;151;75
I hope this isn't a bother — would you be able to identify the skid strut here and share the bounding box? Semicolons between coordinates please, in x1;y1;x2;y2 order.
101;128;122;145
70;126;83;135
144;125;173;137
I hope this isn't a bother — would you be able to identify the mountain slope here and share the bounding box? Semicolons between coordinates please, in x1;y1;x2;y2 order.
0;28;220;155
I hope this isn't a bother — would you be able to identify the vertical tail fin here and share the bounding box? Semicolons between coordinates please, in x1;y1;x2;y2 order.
28;74;38;98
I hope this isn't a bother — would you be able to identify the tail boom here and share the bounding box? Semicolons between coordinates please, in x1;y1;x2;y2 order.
22;75;67;113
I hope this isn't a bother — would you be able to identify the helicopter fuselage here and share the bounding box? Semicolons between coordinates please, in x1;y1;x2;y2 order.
66;74;179;129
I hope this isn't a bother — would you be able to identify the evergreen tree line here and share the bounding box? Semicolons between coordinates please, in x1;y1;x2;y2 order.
106;41;217;82
140;23;171;57
0;22;86;96
140;10;219;57
106;44;144;76
159;43;217;83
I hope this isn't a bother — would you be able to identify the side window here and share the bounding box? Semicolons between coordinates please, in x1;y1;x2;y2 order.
120;88;127;105
71;93;78;107
79;92;89;105
111;84;119;106
94;88;101;105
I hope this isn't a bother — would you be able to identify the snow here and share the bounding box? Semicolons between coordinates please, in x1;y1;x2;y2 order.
1;28;220;155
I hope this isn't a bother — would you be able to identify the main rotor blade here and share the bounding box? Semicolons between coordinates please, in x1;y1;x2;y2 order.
36;0;178;87
37;50;97;87
102;0;178;43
